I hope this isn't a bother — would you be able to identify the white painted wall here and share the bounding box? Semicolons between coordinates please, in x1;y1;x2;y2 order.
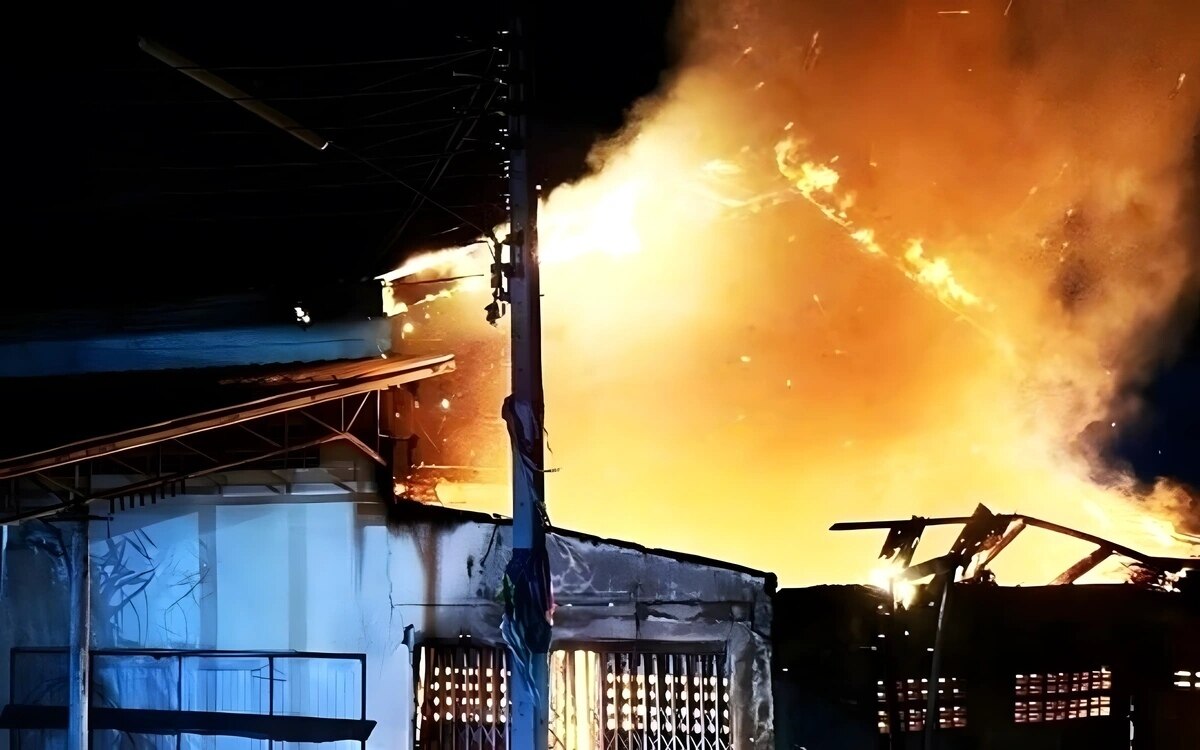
0;485;773;750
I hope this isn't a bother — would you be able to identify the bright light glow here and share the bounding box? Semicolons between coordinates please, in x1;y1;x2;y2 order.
868;563;919;608
378;1;1200;585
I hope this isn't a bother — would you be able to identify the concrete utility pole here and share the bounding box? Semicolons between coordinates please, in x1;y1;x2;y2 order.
503;3;550;750
66;516;90;750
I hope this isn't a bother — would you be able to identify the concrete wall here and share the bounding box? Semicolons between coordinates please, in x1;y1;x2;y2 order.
0;479;773;750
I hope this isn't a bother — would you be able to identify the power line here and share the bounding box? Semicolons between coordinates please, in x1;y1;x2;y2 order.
99;48;488;74
358;87;469;122
374;48;503;264
93;150;487;171
330;143;494;239
150;205;409;221
357;51;488;93
157;171;500;195
358;122;465;152
92;83;482;105
162;49;490;72
200;115;470;135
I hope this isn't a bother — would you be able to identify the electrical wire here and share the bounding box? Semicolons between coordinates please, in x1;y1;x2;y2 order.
358;87;469;122
98;48;489;74
96;83;482;106
200;115;469;135
95;150;487;171
357;50;488;93
330;143;494;239
357;122;465;153
373;48;503;264
163;49;491;72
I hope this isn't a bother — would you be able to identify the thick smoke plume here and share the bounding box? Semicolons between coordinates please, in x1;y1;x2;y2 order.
393;0;1200;585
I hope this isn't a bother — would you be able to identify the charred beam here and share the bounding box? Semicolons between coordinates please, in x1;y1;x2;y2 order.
1050;546;1114;585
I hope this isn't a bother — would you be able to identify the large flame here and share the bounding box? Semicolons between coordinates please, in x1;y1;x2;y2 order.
385;0;1200;585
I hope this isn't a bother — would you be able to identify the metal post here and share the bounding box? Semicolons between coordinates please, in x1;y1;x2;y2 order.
505;5;549;750
923;577;951;750
882;584;902;750
67;517;90;750
177;654;183;750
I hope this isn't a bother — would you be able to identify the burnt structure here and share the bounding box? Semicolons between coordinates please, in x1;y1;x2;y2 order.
775;582;1200;749
774;507;1200;749
0;356;774;749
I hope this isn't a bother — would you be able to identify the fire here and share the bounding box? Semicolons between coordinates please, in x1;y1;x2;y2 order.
775;136;988;316
383;0;1200;586
868;562;919;609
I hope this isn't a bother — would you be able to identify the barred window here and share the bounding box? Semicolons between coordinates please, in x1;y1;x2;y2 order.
1014;668;1112;722
416;644;509;750
416;644;731;750
583;648;729;748
1173;670;1200;690
876;678;966;734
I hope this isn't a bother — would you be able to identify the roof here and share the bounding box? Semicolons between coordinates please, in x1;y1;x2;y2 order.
384;500;778;585
0;354;453;472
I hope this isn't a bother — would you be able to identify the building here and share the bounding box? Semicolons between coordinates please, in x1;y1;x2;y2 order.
773;511;1200;750
0;356;774;750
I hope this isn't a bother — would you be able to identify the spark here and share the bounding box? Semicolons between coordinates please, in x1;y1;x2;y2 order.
937;10;970;15
440;398;451;410
803;31;822;71
402;322;415;334
739;355;752;363
1170;72;1187;99
1004;0;1014;16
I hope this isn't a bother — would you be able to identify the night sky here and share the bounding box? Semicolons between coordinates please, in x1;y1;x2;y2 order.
1;1;1196;500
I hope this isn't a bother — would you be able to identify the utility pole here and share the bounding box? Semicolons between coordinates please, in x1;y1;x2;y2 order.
501;4;550;750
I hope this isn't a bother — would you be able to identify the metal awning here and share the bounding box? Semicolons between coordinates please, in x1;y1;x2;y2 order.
0;354;454;524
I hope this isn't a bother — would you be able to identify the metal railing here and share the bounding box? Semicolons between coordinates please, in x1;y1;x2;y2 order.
8;647;368;749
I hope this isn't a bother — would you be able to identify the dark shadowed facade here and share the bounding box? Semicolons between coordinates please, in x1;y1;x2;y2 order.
773;582;1200;750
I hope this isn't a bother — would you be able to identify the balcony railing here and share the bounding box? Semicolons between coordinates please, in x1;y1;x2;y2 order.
3;647;373;749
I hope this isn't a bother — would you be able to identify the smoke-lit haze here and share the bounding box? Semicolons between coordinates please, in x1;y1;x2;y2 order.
390;0;1200;585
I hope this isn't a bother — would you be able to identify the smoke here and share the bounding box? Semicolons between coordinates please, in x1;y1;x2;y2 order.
393;0;1200;584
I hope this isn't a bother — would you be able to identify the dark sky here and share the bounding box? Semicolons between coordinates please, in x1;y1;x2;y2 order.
0;0;676;310
0;0;1195;496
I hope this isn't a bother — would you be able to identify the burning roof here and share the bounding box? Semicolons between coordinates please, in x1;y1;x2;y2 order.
833;503;1200;600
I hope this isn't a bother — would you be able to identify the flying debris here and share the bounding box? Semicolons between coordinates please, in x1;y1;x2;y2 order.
803;31;822;71
1170;72;1187;99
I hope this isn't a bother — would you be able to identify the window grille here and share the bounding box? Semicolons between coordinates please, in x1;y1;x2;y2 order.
416;644;509;750
875;677;966;733
588;651;730;750
1173;670;1200;690
416;645;731;750
1013;668;1112;722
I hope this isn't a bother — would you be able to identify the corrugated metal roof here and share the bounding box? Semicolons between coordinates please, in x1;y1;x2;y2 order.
0;354;452;467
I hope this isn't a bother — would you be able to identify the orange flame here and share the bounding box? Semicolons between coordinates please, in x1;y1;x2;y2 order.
383;0;1200;585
